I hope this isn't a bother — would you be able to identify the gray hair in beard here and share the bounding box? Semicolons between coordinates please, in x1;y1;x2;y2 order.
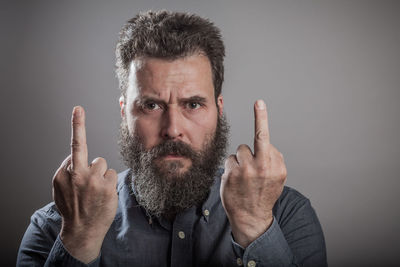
118;115;229;219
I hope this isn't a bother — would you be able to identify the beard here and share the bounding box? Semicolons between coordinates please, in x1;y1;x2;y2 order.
118;114;229;219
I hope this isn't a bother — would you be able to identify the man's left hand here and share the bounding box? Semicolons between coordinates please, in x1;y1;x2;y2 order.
220;99;287;248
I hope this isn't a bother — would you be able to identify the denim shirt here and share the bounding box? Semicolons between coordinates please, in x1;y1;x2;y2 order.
17;169;327;267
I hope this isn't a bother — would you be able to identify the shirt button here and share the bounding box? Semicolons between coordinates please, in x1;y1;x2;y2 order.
236;258;243;266
178;231;185;239
203;209;210;216
247;260;256;267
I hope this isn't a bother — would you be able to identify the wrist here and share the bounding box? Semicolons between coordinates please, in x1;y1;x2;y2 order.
60;226;106;264
230;214;273;248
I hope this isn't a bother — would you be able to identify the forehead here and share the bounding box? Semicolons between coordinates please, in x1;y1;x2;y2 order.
127;54;214;99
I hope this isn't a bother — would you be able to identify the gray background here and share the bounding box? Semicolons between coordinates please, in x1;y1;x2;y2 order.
1;0;399;266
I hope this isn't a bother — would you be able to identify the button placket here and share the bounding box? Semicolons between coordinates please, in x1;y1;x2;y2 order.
170;207;197;267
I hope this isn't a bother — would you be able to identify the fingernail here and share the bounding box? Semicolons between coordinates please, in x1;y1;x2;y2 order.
256;100;265;110
73;106;81;116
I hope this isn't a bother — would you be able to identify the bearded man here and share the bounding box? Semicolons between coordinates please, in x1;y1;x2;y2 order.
17;10;327;267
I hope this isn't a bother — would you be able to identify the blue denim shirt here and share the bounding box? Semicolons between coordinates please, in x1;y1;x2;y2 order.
17;169;327;266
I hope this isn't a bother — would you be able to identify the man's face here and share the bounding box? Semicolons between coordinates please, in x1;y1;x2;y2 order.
122;54;223;175
119;54;228;218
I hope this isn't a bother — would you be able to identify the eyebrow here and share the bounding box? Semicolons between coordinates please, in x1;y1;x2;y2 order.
179;95;207;104
136;95;208;106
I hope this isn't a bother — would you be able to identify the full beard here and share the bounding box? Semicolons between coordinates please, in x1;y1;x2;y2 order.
118;115;229;219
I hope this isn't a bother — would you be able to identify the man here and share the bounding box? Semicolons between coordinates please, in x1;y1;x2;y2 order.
17;10;327;266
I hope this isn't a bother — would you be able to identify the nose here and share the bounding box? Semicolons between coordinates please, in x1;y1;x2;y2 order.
161;106;183;140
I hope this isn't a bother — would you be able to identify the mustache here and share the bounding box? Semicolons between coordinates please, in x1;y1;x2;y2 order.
148;140;200;160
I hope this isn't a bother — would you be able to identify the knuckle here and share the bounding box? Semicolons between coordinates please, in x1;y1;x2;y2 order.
105;169;118;183
230;167;241;178
53;162;68;183
70;140;87;151
70;142;82;153
95;157;107;165
52;172;61;186
224;155;236;166
74;178;87;188
72;120;82;128
255;130;268;141
111;170;118;180
281;166;288;179
70;138;80;147
107;168;117;177
264;149;273;161
227;154;236;161
221;172;228;181
92;157;103;164
223;168;240;186
91;157;108;169
270;145;280;155
60;155;72;168
265;143;274;152
87;175;99;189
271;167;287;183
277;176;286;185
237;144;250;152
67;167;80;179
241;164;255;178
256;163;269;176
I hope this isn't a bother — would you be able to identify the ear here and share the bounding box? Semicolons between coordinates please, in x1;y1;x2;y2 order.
119;95;125;118
216;94;224;117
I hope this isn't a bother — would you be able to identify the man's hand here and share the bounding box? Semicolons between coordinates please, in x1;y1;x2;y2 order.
220;100;287;248
52;106;118;263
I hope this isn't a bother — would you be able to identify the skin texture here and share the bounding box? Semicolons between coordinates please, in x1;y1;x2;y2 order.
220;99;287;247
51;54;287;263
119;54;224;175
52;107;118;263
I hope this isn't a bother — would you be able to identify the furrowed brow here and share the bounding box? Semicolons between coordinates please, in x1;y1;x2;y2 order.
179;95;208;104
134;95;208;107
135;96;167;106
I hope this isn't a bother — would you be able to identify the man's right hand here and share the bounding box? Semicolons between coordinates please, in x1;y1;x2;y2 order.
52;106;118;264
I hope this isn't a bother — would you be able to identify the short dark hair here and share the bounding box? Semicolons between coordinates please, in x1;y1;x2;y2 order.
115;10;225;100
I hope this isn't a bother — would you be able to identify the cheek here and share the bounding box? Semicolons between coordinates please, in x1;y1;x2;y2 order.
126;102;162;149
187;110;218;148
133;118;161;149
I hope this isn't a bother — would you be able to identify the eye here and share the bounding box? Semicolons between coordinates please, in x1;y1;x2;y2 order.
186;102;202;110
144;102;161;110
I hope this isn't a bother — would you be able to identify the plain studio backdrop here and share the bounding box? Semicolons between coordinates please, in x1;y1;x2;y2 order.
1;1;399;266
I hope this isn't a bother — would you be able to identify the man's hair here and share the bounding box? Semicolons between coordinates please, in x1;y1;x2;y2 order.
115;10;225;100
